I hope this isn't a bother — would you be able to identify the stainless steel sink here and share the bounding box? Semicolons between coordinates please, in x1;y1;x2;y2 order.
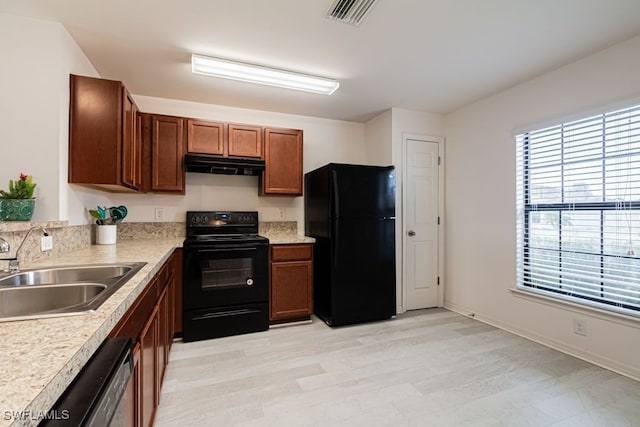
0;262;146;322
0;265;134;287
0;283;106;317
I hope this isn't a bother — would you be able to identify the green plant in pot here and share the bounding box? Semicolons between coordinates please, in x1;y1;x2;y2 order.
0;173;37;221
89;205;127;245
89;205;128;225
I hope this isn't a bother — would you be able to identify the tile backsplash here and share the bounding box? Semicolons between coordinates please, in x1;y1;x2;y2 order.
0;220;301;265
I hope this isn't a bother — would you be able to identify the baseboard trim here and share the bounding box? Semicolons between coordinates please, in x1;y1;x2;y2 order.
444;301;640;382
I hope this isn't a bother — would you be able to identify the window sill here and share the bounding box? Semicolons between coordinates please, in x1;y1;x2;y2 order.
510;287;640;329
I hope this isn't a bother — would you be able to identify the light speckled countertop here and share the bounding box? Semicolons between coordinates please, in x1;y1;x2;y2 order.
264;235;315;245
0;238;183;427
0;231;314;426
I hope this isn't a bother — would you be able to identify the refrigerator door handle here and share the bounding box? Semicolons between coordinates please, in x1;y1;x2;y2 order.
332;220;339;267
332;170;340;218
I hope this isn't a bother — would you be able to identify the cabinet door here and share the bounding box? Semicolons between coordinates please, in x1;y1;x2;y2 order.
151;115;185;192
270;260;313;321
187;119;225;155
69;74;124;189
157;285;169;396
122;88;140;190
228;124;263;158
173;248;183;335
262;128;303;196
139;306;158;427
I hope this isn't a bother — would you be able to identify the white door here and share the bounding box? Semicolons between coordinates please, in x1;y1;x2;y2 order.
404;138;440;310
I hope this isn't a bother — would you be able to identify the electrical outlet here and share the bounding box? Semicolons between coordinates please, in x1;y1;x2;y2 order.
154;207;165;220
573;318;587;336
278;208;286;220
40;235;53;251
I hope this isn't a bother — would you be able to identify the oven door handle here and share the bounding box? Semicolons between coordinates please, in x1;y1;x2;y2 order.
194;247;258;254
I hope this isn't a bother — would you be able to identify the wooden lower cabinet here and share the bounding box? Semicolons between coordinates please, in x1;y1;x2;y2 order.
172;248;183;335
111;249;180;427
270;244;313;323
140;306;158;427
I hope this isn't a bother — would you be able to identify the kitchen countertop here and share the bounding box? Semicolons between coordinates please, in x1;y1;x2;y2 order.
0;238;183;427
264;234;315;245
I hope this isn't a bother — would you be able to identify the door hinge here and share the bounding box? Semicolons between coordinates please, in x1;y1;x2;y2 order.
437;276;440;285
437;216;440;225
438;156;441;166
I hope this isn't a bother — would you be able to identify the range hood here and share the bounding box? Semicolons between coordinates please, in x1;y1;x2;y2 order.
184;153;265;176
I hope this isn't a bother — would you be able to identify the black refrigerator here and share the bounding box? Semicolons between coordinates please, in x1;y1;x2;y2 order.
304;163;396;327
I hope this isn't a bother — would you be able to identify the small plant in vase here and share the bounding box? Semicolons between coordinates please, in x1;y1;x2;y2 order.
89;205;128;244
0;173;37;221
89;205;128;225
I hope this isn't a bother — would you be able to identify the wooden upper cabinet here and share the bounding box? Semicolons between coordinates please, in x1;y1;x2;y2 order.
122;88;142;190
186;119;263;159
186;119;225;155
69;74;142;192
261;128;303;196
228;124;263;158
151;115;185;193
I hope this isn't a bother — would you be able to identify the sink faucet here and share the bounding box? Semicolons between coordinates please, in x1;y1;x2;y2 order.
0;237;9;254
0;226;49;273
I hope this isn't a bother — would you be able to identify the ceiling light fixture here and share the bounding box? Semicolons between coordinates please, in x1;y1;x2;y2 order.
191;54;339;95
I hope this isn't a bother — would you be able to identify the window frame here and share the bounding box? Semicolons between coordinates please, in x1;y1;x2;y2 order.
517;106;640;316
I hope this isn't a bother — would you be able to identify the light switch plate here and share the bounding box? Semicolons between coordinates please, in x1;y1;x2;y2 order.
41;235;53;251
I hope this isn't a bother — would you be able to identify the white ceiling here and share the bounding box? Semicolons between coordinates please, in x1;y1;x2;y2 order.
3;0;640;122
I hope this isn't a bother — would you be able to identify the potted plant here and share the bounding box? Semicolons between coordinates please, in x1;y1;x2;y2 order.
0;173;37;221
89;205;128;245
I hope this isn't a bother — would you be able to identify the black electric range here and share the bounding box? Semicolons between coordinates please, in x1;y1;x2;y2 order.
182;211;269;342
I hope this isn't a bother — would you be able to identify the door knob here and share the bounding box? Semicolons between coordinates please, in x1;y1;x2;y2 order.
408;230;416;237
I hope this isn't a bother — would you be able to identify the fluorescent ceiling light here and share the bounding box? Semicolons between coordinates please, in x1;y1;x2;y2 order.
191;54;339;95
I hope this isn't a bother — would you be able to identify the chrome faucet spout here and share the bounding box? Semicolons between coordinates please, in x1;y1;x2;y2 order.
0;237;9;254
3;226;49;273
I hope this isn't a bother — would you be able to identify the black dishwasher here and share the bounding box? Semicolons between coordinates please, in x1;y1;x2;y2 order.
41;337;133;427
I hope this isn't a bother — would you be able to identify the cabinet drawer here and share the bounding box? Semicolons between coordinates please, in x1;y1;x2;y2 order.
271;244;312;262
110;277;159;340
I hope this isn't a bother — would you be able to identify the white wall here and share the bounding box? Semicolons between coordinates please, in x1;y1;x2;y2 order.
104;95;366;232
0;14;101;223
444;34;640;379
364;109;392;165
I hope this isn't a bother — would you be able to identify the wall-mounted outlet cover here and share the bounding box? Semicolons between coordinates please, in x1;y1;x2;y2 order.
154;207;165;220
41;235;53;251
573;318;587;336
278;208;286;220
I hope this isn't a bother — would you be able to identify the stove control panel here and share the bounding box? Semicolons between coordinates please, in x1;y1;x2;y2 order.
186;211;258;230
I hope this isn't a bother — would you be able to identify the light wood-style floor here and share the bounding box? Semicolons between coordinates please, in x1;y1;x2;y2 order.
155;309;640;426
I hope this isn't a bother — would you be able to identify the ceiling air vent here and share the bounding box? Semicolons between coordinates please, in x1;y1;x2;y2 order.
325;0;379;26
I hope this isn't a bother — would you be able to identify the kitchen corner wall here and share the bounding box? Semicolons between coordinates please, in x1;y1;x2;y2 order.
0;14;100;223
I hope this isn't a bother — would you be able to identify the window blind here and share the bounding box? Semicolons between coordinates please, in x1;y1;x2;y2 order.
516;104;640;315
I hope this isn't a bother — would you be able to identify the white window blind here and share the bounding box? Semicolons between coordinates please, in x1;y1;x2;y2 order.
516;104;640;315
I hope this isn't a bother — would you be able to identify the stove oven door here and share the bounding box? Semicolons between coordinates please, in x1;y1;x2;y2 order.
183;242;268;310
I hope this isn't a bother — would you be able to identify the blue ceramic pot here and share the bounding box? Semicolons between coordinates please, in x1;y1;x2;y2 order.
0;199;36;221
